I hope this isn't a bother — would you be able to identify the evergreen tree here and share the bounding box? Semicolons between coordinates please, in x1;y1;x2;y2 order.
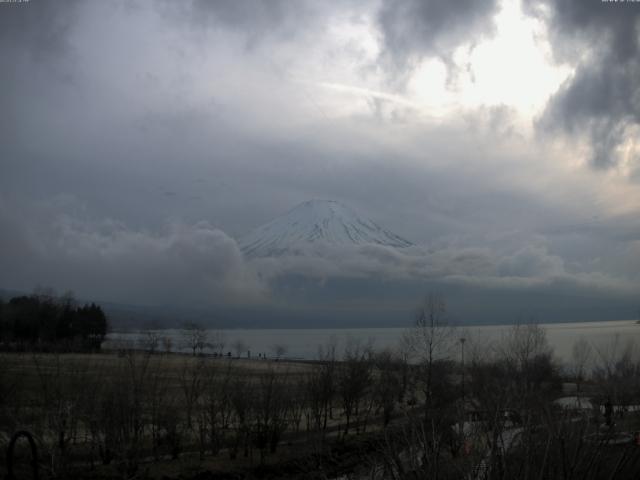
0;293;109;351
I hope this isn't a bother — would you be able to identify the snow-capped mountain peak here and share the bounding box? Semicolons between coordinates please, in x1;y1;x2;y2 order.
239;199;412;257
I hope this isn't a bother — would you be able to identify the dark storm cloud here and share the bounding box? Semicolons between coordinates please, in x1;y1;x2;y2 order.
1;183;638;326
0;0;82;151
0;0;79;58
377;0;499;71
0;196;266;307
527;0;640;169
158;0;364;50
169;0;307;45
250;240;637;325
248;236;627;297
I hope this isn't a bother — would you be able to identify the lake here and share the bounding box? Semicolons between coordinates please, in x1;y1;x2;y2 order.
105;319;640;364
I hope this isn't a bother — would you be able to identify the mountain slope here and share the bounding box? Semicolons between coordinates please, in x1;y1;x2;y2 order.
239;199;412;257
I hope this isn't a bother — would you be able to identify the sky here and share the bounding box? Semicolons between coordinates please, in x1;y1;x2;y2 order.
1;0;640;326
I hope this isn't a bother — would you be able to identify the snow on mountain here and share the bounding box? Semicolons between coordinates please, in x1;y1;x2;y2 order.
239;199;412;258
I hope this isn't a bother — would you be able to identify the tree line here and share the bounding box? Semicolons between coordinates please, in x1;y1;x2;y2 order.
0;291;108;351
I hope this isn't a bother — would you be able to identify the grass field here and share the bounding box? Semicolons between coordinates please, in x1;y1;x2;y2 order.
0;350;386;479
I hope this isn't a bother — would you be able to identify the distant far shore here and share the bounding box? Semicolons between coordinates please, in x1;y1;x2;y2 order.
105;319;640;363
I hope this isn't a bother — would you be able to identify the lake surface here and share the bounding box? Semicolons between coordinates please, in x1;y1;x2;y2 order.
105;319;640;364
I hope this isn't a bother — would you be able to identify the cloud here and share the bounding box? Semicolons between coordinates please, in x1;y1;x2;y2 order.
528;0;640;170
0;0;80;59
157;0;362;52
497;244;564;278
1;192;637;325
166;0;310;45
0;196;266;307
249;238;637;300
377;0;499;73
242;237;638;324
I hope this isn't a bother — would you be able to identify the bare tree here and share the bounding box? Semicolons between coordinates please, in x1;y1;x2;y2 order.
372;350;402;427
592;335;639;415
253;366;291;462
498;322;555;398
179;356;206;441
491;322;559;478
403;293;456;417
33;353;92;476
571;336;593;396
228;372;254;459
209;330;226;356
162;335;173;354
304;340;338;454
271;343;287;360
182;322;208;356
200;361;235;456
232;339;247;359
0;354;24;437
90;350;153;475
338;339;373;436
139;331;160;354
145;356;173;461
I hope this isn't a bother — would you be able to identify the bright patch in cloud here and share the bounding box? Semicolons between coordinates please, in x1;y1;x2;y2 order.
407;0;572;122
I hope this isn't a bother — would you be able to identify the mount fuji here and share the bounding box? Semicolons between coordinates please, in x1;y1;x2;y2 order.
239;199;412;258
